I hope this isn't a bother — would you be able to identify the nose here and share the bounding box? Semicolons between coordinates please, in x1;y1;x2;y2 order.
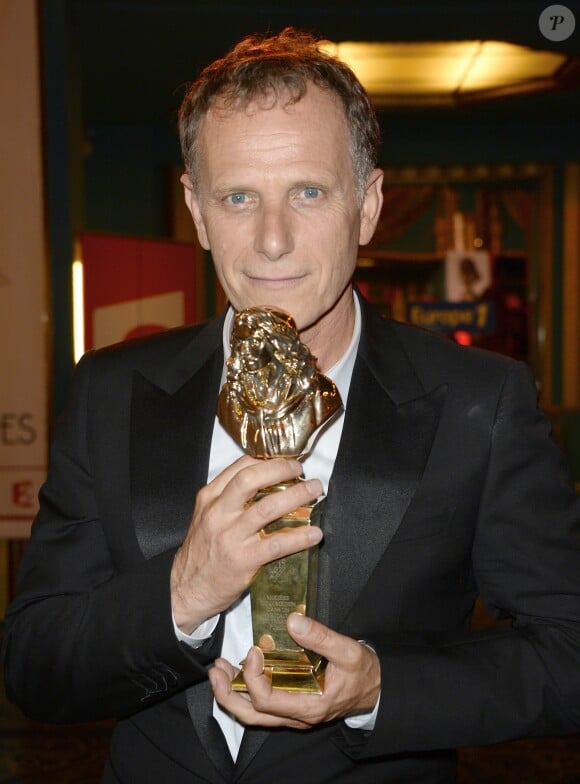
254;202;294;261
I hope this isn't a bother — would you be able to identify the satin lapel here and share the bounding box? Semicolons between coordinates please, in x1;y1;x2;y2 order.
131;347;223;559
233;725;270;778
317;307;448;631
186;680;236;781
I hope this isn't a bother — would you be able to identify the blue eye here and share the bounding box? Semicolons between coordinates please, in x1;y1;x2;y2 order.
303;187;320;199
228;193;246;204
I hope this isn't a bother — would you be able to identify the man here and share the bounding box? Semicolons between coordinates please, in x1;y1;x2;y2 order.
3;28;580;784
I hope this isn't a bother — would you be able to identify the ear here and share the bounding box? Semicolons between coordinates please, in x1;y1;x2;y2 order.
359;168;384;246
180;172;211;250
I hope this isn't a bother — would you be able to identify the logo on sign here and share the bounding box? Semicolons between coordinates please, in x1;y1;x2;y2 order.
12;480;35;508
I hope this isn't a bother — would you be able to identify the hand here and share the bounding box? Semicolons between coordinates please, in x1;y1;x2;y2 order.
171;457;323;632
209;613;381;729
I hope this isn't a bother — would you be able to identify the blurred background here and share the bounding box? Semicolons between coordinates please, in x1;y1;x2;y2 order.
1;1;579;780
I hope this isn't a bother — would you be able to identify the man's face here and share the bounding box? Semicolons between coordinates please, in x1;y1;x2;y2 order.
184;84;382;336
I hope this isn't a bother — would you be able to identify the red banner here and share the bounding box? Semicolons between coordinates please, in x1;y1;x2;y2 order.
80;232;200;350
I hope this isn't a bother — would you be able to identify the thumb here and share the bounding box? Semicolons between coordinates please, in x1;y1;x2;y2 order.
287;613;336;657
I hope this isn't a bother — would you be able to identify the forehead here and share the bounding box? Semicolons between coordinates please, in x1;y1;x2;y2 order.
209;80;346;119
197;84;351;160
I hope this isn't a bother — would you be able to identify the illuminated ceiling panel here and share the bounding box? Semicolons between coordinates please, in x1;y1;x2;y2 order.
320;40;574;105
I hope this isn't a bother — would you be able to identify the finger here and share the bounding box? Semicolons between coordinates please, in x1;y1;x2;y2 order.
242;645;267;685
242;646;298;709
241;648;320;726
250;521;323;569
209;659;254;704
236;474;323;540
205;454;260;498
286;614;359;667
218;457;308;514
210;651;310;729
209;663;234;698
286;615;381;713
212;657;239;680
240;646;276;708
245;477;323;531
251;477;323;525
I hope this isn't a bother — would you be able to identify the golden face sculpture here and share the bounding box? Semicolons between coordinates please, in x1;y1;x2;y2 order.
217;307;342;458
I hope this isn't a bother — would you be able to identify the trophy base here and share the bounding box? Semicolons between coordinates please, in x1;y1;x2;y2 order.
231;651;326;694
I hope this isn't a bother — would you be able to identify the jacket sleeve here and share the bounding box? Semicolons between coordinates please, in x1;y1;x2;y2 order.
1;351;222;724
342;361;580;758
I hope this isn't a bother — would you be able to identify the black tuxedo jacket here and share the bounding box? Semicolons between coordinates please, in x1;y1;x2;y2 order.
3;296;580;783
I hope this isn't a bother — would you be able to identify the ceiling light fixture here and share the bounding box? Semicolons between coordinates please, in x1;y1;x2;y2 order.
319;40;579;106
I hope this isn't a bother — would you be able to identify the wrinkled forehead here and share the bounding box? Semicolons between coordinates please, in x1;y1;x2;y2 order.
203;82;346;134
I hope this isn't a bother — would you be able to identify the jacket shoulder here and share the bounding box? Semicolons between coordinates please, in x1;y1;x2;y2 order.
392;318;513;367
91;322;205;363
69;315;224;405
373;312;524;392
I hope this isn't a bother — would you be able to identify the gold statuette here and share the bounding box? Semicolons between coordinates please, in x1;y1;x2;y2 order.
217;307;342;693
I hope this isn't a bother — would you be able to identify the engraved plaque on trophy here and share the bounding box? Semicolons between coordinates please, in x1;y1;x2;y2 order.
217;307;342;693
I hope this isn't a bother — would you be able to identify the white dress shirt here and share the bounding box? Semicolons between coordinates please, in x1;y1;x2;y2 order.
175;294;379;759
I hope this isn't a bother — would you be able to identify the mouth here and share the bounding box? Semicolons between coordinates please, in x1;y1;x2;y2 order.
245;274;307;289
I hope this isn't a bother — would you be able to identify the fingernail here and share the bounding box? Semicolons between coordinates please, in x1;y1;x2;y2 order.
288;612;311;636
305;478;323;497
248;645;261;660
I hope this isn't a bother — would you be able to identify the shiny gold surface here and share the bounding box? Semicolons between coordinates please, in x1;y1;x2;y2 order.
219;307;342;692
217;307;341;459
231;483;325;693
